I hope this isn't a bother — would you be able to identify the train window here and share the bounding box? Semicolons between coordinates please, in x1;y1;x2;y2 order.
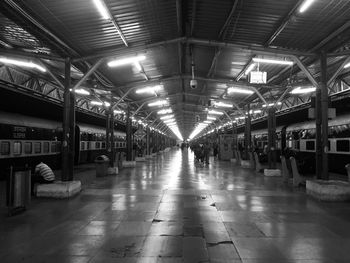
306;141;315;151
13;141;22;155
101;142;106;148
81;142;85;150
34;142;41;154
336;140;350;152
96;142;101;149
43;142;49;153
87;142;90;150
0;141;10;155
51;142;58;152
24;142;32;154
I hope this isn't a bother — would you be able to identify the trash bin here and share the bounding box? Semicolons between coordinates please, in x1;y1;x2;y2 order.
95;155;109;177
7;166;31;216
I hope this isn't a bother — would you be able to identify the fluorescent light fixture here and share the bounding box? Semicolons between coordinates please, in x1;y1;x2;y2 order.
290;87;316;94
208;110;224;115
344;62;350;69
136;85;162;94
74;88;90;95
252;57;293;66
104;101;111;107
114;110;124;114
92;0;110;20
214;101;233;108
160;115;174;120
148;100;168;107
207;116;216;120
163;119;175;123
276;102;282;105
245;63;256;75
204;121;212;124
0;57;46;72
299;0;315;13
158;108;172;115
253;110;262;114
227;87;254;95
107;55;146;68
91;100;103;106
135;62;142;71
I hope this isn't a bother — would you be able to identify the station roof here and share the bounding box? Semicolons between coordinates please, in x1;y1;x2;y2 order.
0;0;350;140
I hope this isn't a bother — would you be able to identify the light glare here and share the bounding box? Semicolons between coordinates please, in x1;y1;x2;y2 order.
108;55;146;67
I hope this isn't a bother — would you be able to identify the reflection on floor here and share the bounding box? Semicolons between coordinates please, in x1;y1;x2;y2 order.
1;148;350;263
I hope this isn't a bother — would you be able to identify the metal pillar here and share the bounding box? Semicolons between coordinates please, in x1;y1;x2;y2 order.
321;51;329;180
267;107;277;169
62;58;71;181
244;106;251;159
69;90;75;180
106;108;115;167
106;109;111;159
126;104;133;161
232;122;237;158
315;83;322;179
146;126;150;155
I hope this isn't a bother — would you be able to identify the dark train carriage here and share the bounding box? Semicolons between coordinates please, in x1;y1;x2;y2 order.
0;111;62;177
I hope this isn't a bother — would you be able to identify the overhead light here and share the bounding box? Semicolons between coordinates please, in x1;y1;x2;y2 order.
148;99;168;107
250;110;262;114
107;55;146;68
160;115;174;120
163;118;175;123
158;108;172;115
245;63;256;75
114;110;124;114
276;102;282;105
299;0;315;13
208;110;224;115
135;62;142;71
74;88;90;95
344;62;350;69
104;101;111;107
0;57;46;72
204;120;212;124
91;100;103;106
207;116;216;120
214;101;233;108
252;57;293;66
290;87;316;94
227;87;254;95
92;0;110;20
136;85;162;94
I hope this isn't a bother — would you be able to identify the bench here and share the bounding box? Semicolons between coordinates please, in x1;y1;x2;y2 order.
290;157;315;187
254;152;268;173
280;156;292;183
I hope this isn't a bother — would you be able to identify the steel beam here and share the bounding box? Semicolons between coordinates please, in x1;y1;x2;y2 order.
327;56;350;86
72;59;104;90
292;56;319;88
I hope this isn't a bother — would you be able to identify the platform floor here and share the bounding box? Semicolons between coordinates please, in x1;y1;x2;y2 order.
1;148;350;263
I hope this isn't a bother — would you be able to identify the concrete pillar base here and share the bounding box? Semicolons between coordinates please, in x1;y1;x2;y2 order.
36;180;81;198
107;167;118;175
122;161;136;168
264;169;281;177
306;180;350;201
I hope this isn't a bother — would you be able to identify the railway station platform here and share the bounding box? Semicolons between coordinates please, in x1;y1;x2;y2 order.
1;148;350;263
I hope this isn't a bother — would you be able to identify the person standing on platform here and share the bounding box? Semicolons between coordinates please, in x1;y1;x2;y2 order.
204;141;210;165
31;162;55;195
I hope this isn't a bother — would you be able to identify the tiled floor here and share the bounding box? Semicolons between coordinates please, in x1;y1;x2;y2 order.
1;148;350;263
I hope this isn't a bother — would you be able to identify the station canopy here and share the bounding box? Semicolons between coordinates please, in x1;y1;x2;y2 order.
0;0;350;140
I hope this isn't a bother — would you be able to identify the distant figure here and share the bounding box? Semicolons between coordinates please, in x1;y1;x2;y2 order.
204;141;210;164
32;162;55;194
213;143;218;158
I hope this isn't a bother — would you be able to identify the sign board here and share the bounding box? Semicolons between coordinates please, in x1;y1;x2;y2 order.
249;71;267;84
308;108;336;119
134;127;146;139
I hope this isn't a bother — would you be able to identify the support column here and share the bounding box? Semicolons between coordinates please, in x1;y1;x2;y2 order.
68;89;75;180
267;107;277;169
232;122;237;158
126;104;133;161
244;106;251;159
146;126;150;155
62;58;71;181
321;50;329;180
315;80;322;179
106;109;111;159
